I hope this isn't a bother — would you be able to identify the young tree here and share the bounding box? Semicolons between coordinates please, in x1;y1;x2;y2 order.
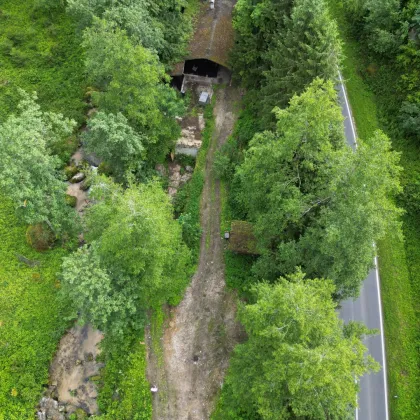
82;111;146;182
82;19;183;163
260;0;341;116
61;177;191;335
214;271;379;420
236;80;402;298
0;91;77;235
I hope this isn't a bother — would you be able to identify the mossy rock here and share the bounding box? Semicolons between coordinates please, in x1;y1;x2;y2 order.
64;165;79;180
26;223;55;251
65;194;77;207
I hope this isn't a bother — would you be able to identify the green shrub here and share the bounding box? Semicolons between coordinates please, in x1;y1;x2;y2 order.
65;194;77;208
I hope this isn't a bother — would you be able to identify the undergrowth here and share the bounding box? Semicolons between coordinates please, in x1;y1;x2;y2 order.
0;197;71;419
0;0;86;125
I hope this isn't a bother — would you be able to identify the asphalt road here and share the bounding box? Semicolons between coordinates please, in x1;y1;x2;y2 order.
337;73;389;420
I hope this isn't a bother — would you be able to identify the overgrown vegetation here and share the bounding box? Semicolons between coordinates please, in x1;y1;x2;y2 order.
328;1;420;417
174;101;215;256
0;0;199;417
0;0;86;124
215;0;406;416
0;198;71;418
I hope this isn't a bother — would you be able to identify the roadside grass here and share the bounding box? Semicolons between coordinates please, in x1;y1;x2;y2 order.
329;1;420;417
0;197;71;419
0;0;86;124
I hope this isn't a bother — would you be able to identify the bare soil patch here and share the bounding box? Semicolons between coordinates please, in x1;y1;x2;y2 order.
147;86;243;419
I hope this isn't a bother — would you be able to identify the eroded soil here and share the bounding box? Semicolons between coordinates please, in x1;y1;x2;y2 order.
147;86;243;419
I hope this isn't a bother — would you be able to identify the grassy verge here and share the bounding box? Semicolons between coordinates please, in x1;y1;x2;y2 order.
0;0;86;124
0;198;71;419
329;2;420;417
96;330;152;420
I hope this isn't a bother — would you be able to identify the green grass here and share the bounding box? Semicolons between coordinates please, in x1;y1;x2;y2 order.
0;0;86;124
329;1;420;417
96;330;152;420
0;197;71;419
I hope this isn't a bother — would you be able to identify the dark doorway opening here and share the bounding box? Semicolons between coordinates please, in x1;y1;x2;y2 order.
184;59;220;78
171;75;184;91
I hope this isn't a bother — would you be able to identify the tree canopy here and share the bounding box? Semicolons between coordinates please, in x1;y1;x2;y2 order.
82;111;146;182
214;271;379;420
67;0;193;65
60;177;191;335
236;80;402;298
260;0;341;115
82;19;183;164
0;91;77;235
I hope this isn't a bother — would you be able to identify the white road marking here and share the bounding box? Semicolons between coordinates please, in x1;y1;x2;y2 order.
375;256;390;420
338;70;389;420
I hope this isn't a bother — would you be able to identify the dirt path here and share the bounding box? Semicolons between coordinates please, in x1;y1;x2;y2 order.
147;86;242;419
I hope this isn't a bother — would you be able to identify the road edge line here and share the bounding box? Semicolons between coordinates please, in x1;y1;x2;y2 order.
375;256;390;420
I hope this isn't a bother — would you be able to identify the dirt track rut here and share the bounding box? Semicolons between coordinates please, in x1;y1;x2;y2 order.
147;86;241;420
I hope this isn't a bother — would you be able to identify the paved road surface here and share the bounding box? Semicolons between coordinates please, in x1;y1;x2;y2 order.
337;73;389;420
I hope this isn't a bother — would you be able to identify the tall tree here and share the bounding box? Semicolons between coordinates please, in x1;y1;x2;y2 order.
82;19;183;164
60;177;190;335
260;0;341;116
82;111;146;182
0;91;77;235
67;0;192;64
236;80;402;298
213;271;379;420
231;0;294;89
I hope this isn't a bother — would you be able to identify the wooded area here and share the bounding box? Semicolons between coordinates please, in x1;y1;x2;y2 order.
0;0;418;418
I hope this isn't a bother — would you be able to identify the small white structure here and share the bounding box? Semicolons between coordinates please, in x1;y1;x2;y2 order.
151;386;158;393
199;91;210;105
210;0;215;10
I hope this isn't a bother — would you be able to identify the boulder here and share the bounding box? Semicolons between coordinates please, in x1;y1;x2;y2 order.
70;173;86;184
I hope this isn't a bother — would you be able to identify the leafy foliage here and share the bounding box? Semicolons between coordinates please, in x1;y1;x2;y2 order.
0;91;78;236
260;0;341;116
67;0;194;65
61;177;191;336
213;271;379;420
82;19;183;164
0;0;86;124
83;111;146;182
236;80;402;299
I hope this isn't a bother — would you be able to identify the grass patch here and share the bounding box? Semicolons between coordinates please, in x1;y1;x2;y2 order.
0;197;71;418
0;0;86;124
329;1;420;417
97;330;152;420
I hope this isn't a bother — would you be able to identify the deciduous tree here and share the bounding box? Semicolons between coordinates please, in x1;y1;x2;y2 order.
0;91;77;235
61;177;191;335
214;271;379;420
83;111;146;182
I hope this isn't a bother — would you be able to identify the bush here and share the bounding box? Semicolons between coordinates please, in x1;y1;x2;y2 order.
65;194;77;207
178;212;202;249
26;222;55;251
